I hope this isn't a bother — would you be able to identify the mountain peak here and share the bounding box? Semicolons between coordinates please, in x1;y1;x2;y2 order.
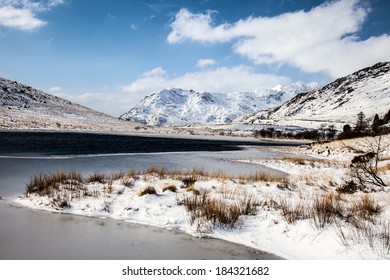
120;83;318;126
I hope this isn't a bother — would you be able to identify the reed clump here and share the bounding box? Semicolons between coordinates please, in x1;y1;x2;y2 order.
181;191;258;230
25;171;83;196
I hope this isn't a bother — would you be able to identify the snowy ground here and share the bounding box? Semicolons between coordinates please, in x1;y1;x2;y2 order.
14;135;390;259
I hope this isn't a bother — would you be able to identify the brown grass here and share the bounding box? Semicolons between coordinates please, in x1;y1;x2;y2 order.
25;171;83;196
138;186;157;196
25;171;84;208
181;190;258;231
238;171;282;183
120;177;134;188
181;175;197;188
377;163;390;174
310;192;343;230
279;199;308;224
145;166;168;177
350;194;381;222
110;171;125;181
162;184;177;193
282;156;308;165
86;171;106;184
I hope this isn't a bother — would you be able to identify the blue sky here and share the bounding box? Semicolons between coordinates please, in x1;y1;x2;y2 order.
1;0;390;116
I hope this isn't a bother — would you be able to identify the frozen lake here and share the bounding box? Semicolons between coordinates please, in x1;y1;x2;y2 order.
0;131;301;259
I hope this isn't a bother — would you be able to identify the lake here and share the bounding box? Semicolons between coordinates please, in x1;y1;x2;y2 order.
0;131;300;259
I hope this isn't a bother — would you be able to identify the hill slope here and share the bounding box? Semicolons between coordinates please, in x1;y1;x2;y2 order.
0;77;137;131
235;62;390;128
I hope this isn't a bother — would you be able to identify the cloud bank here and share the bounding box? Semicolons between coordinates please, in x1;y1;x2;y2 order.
167;0;390;78
122;66;290;97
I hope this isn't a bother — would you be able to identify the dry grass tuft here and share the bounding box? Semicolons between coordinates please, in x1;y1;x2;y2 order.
138;186;157;196
350;194;381;222
86;171;106;184
182;175;197;188
377;163;390;174
279;199;308;224
282;156;308;165
162;184;177;193
110;171;125;181
25;171;83;196
310;192;343;230
145;166;168;177
238;171;282;183
181;190;258;231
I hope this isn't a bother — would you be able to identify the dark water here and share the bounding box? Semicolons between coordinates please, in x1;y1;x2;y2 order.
0;131;300;156
0;131;291;260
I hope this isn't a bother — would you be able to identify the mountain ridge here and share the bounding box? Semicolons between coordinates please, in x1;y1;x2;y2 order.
235;62;390;128
120;82;319;126
0;77;137;131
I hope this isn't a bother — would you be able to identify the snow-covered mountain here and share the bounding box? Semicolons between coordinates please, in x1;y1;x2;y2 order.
120;82;319;126
235;62;390;128
0;77;135;131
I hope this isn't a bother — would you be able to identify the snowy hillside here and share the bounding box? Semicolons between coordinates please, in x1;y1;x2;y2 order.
236;62;390;128
119;83;318;126
0;77;137;131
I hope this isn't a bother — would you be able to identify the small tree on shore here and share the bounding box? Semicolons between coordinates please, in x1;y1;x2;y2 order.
354;111;368;134
371;114;381;134
346;135;388;192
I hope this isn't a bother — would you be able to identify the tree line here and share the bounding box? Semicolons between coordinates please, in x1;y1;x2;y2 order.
252;109;390;141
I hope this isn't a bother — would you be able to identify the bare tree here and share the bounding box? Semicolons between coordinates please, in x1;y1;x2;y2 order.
349;135;388;191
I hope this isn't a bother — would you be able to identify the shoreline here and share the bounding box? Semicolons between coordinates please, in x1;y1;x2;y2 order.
4;132;390;260
13;135;390;260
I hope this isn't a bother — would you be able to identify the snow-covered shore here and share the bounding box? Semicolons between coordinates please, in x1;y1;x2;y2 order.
14;135;390;259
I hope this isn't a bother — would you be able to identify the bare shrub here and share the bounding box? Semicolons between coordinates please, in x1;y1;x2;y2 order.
337;180;359;194
348;136;388;192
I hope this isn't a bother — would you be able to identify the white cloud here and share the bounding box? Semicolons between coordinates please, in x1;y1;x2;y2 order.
50;86;61;92
0;0;65;31
167;0;390;78
0;6;45;30
196;58;216;67
59;66;290;117
130;23;138;30
122;65;290;97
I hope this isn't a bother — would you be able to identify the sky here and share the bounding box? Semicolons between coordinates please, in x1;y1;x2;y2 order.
1;0;390;117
